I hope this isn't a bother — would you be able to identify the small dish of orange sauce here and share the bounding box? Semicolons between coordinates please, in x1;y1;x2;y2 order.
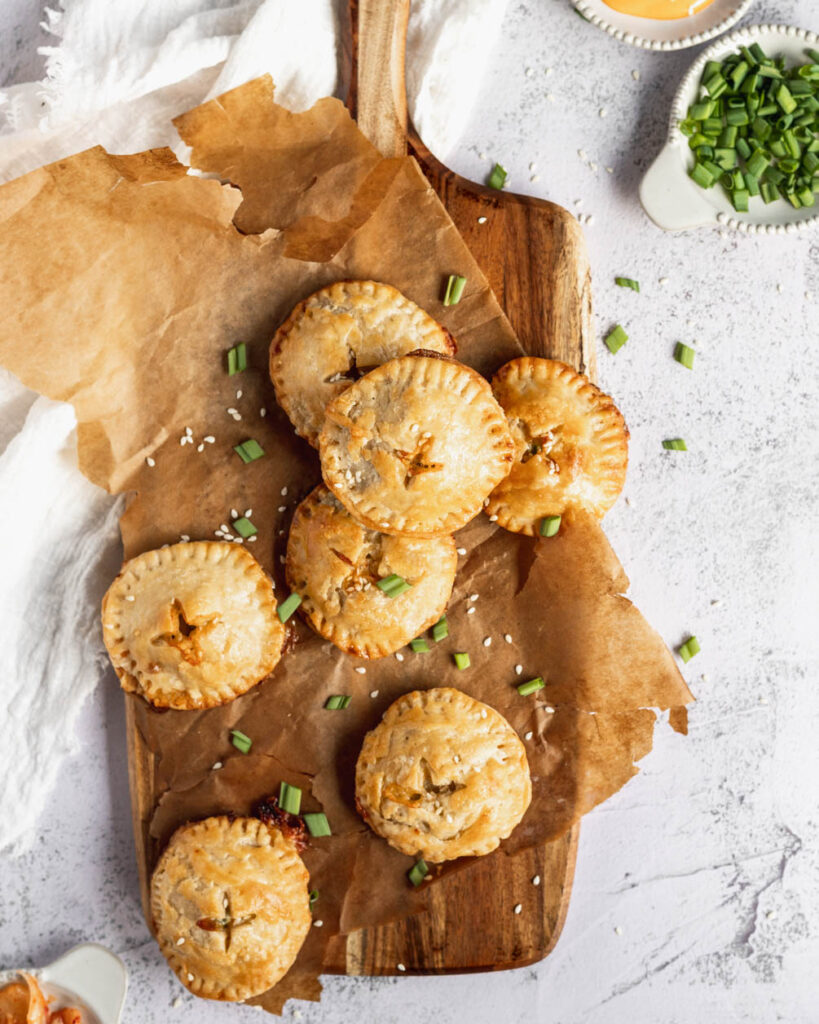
601;0;714;19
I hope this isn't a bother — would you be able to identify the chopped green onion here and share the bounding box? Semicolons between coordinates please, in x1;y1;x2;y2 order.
227;342;247;376
230;729;252;754
309;889;319;907
277;592;302;623
443;274;467;306
674;342;696;370
678;636;701;663
487;163;507;190
615;276;640;292
604;324;628;354
303;812;332;837
376;573;412;598
232;516;257;538
662;438;688;451
278;781;302;815
410;637;430;653
431;616;449;643
539;515;561;538
324;694;351;710
234;439;265;463
453;652;471;670
517;676;545;697
408;859;429;887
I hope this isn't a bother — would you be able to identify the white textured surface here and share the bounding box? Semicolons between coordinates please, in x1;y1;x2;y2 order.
1;1;818;1022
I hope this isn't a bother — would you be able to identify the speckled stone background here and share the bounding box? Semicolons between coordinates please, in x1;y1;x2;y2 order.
1;1;817;1021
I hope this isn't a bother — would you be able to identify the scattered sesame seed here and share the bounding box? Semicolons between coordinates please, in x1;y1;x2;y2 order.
599;108;607;118
480;708;487;718
231;508;239;519
146;456;156;467
631;69;640;80
278;505;286;513
223;896;229;908
659;277;669;286
172;996;181;1008
701;673;709;682
469;593;479;602
574;198;583;207
766;910;777;919
533;875;541;886
204;435;215;443
370;690;379;698
187;973;194;982
245;508;253;516
759;696;768;704
355;667;367;675
196;443;204;452
281;486;288;496
614;926;623;935
529;175;539;183
248;535;257;542
212;762;223;770
176;937;185;945
529;162;537;171
525;731;533;741
589;162;598;172
504;634;512;643
806;291;813;301
577;149;587;161
185;427;193;436
454;754;461;763
477;215;487;224
397;963;406;972
545;67;553;75
478;151;486;160
180;534;190;542
777;283;784;294
514;903;522;914
711;599;722;607
236;389;242;399
125;595;135;602
467;607;476;615
313;919;323;928
605;166;613;174
457;547;467;555
179;437;187;446
483;637;492;647
279;555;286;563
544;705;555;713
395;652;404;662
220;523;229;532
525;67;534;77
489;513;499;520
515;665;523;675
545;92;555;102
719;229;728;239
260;407;267;417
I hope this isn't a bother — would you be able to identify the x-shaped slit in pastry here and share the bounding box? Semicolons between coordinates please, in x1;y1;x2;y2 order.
518;420;561;468
330;546;381;595
420;757;465;797
196;891;256;952
393;436;444;488
152;599;210;666
323;345;377;385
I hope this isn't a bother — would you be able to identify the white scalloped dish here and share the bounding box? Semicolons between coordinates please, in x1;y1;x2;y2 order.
0;945;127;1024
640;24;819;234
572;0;754;51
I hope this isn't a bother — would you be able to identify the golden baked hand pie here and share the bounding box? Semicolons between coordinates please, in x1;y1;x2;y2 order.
486;357;628;535
151;816;311;1002
270;280;455;446
355;688;531;862
286;485;456;658
101;541;284;710
319;354;515;538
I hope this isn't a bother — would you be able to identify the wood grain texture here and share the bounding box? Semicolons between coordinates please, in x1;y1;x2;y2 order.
349;0;410;158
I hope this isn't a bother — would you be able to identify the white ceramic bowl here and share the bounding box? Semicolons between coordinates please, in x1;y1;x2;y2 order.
572;0;754;51
0;944;127;1024
640;23;819;234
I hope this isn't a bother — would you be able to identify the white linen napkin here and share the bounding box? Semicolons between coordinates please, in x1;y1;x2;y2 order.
0;0;509;854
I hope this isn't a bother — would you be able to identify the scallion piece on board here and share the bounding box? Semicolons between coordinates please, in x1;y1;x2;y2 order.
408;859;429;887
234;439;265;463
662;438;688;451
278;781;302;815
443;274;467;306
324;695;351;710
303;812;332;837
410;638;430;653
539;515;561;538
517;677;545;697
232;516;257;538
615;276;640;292
453;652;471;670
674;342;696;369
230;729;252;754
227;342;247;376
678;636;701;663
277;592;302;623
432;616;449;643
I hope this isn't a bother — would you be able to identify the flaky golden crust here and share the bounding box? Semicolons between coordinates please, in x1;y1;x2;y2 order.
486;358;629;535
150;817;311;1002
355;688;531;862
318;354;515;538
286;485;456;658
270;280;455;447
101;541;284;710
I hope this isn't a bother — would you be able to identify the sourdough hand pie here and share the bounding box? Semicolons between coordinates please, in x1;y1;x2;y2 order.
486;357;628;535
319;353;515;538
150;816;310;1002
286;485;457;658
101;541;283;710
270;280;455;446
355;688;531;862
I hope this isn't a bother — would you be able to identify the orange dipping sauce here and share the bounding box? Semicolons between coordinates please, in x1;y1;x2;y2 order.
0;975;82;1024
602;0;715;19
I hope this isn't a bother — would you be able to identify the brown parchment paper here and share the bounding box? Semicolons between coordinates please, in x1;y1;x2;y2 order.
0;76;693;1013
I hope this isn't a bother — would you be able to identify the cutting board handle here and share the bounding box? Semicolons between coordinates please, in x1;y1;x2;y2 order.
348;0;410;157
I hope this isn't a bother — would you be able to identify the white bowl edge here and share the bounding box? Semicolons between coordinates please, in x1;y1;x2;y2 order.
572;0;755;51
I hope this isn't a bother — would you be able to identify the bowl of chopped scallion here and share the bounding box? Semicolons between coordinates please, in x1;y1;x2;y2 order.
640;24;819;234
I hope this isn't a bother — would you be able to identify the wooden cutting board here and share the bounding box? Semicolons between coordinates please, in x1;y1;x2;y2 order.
126;0;594;982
